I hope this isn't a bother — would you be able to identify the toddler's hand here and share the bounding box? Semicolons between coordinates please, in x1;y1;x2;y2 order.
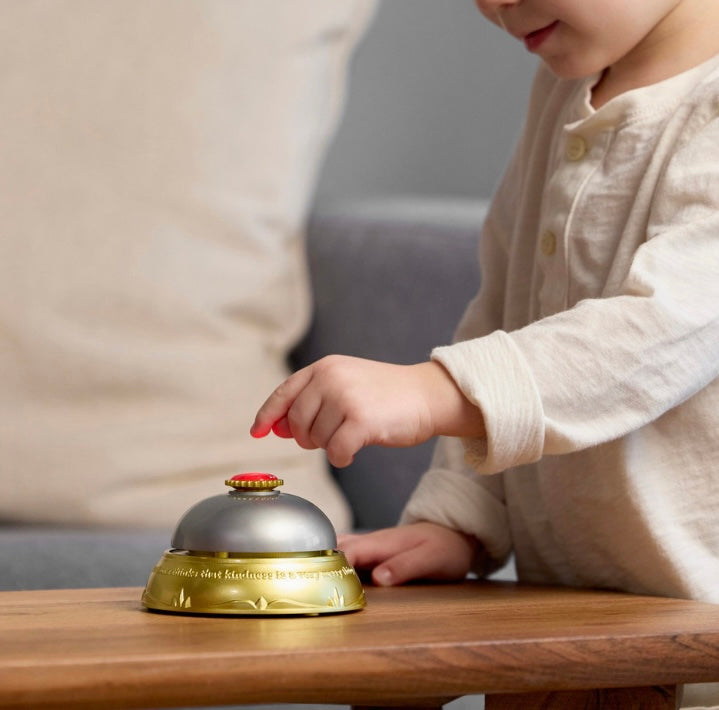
338;522;478;586
251;355;484;468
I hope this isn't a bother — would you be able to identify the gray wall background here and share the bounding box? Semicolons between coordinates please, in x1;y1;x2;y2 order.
317;0;537;201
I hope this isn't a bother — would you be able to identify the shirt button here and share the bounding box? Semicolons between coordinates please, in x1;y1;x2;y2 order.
566;135;587;161
540;230;557;256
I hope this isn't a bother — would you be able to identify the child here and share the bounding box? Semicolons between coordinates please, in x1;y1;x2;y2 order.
253;0;719;612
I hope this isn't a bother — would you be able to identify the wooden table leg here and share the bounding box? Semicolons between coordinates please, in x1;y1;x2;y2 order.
485;685;680;709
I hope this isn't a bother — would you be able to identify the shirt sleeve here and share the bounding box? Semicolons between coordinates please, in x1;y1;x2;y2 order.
433;112;719;475
399;434;512;574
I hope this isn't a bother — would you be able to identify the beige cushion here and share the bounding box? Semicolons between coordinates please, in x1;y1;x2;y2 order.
0;0;377;531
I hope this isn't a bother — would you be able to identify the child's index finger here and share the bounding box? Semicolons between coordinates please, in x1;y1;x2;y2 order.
250;367;313;438
249;420;272;438
248;415;291;439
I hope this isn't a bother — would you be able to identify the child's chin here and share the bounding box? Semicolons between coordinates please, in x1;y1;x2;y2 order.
543;57;603;82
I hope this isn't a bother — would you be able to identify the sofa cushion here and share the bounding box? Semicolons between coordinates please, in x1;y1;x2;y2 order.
0;1;377;532
0;525;168;590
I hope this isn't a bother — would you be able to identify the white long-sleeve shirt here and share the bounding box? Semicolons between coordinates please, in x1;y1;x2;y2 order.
402;56;719;604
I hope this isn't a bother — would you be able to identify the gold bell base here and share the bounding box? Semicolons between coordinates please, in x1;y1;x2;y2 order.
142;549;366;615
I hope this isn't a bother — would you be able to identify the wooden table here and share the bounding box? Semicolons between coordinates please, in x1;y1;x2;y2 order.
2;581;719;709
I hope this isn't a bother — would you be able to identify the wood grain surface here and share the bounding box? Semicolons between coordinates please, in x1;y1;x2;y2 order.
1;581;718;709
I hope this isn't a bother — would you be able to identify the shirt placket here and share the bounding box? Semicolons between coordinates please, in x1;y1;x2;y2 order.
534;126;602;319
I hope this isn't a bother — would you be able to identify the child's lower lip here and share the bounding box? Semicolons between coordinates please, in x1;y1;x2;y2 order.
524;21;558;52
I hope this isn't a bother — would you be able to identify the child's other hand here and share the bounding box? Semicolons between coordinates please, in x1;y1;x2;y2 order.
250;355;484;468
337;522;477;586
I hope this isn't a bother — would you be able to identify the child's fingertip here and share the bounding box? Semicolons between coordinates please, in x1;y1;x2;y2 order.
249;423;268;438
373;567;393;587
271;418;293;438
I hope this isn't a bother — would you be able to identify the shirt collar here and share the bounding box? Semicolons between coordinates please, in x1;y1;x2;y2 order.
565;51;719;132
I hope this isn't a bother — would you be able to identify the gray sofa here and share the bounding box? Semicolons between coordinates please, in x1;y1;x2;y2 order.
0;196;488;591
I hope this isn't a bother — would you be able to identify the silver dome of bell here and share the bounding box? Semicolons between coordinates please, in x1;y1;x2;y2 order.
170;474;337;553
